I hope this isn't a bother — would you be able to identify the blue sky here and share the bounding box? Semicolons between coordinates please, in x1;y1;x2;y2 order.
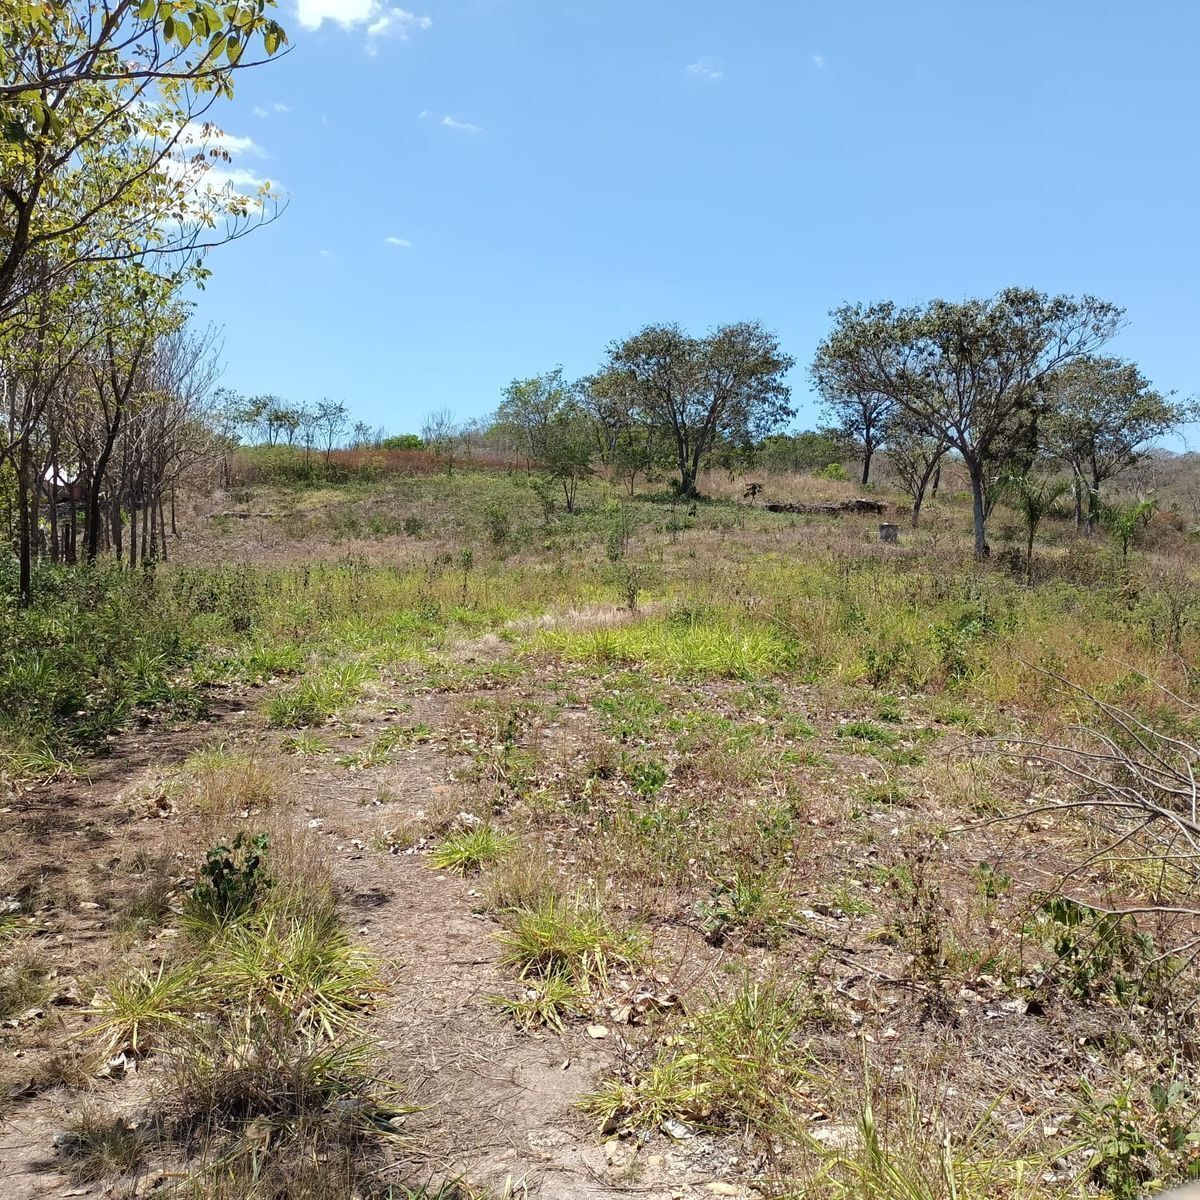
193;1;1200;442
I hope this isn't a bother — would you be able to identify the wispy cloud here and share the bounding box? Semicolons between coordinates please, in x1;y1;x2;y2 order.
253;101;292;117
384;235;412;247
812;53;825;68
441;114;482;133
179;121;262;158
318;249;335;258
686;57;724;82
420;111;483;134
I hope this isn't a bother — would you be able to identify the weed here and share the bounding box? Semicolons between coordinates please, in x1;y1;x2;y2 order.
583;977;821;1139
280;731;332;756
496;893;647;994
492;973;584;1032
183;833;273;935
430;825;514;874
836;720;900;748
695;870;795;946
56;1111;147;1182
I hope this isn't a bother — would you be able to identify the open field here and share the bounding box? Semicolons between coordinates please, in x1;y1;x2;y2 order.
2;467;1200;1199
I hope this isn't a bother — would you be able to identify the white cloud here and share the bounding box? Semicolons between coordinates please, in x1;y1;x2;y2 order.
441;114;482;133
686;58;724;82
254;102;292;117
179;121;262;158
295;0;431;42
160;121;277;205
318;249;335;258
812;53;825;68
384;235;412;247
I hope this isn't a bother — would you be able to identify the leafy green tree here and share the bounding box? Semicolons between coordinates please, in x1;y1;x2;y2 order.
756;429;852;474
810;367;893;485
540;403;594;513
1042;356;1193;531
812;289;1122;557
381;433;422;450
0;0;287;322
604;321;793;498
497;368;573;467
883;414;948;528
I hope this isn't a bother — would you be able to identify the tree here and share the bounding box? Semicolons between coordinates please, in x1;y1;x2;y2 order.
1042;356;1192;532
884;414;948;528
0;0;287;322
1002;471;1070;583
812;289;1123;558
811;370;893;486
604;321;793;498
539;403;594;513
497;368;572;466
421;408;460;475
313;399;348;464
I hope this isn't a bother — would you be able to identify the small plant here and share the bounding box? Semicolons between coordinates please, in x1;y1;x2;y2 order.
1075;1079;1200;1200
816;462;850;481
1100;495;1159;566
481;499;511;546
492;973;583;1032
836;720;900;748
430;825;514;874
627;757;667;797
695;870;794;946
583;977;821;1138
1032;895;1172;1005
496;893;647;993
973;861;1011;900
183;833;273;933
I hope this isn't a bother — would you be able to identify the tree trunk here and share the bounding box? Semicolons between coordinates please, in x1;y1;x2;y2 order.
16;445;32;608
931;461;942;498
861;448;873;487
967;457;988;559
111;493;122;562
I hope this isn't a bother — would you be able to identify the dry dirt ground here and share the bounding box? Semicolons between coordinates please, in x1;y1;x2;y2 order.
0;647;779;1200
0;613;1159;1200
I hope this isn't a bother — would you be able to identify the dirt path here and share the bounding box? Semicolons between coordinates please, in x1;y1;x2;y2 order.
0;662;751;1199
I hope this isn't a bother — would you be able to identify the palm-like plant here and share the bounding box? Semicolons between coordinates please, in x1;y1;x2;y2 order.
1003;472;1071;582
1099;495;1159;566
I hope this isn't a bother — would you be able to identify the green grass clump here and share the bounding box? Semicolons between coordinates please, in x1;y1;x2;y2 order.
836;720;901;747
430;825;514;874
492;893;647;1029
0;938;51;1021
497;893;647;986
582;978;820;1137
266;660;372;728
